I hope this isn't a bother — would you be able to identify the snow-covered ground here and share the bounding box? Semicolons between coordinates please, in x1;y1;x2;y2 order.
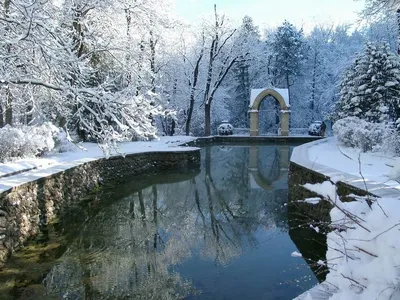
0;136;197;193
308;137;400;191
293;138;400;300
291;137;400;198
297;181;400;300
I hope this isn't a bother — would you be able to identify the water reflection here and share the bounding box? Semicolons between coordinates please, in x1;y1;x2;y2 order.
0;145;317;299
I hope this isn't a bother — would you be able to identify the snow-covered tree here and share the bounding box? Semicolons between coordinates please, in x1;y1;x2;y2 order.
202;5;240;136
336;43;400;125
362;0;400;53
0;0;177;148
267;21;308;102
228;16;262;128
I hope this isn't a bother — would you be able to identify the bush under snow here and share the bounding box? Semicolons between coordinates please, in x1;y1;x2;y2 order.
333;117;385;152
0;123;72;162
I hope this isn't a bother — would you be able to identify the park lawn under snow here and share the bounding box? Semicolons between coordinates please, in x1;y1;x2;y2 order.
0;136;197;193
308;137;400;192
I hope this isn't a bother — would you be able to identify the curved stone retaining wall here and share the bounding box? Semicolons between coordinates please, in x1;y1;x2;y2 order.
0;150;200;267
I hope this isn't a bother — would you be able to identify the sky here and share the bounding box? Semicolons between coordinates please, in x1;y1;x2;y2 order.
174;0;366;33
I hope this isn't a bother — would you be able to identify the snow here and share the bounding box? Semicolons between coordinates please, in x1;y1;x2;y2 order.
293;138;400;300
291;137;400;198
388;157;400;181
291;251;303;258
249;88;290;108
298;197;322;204
0;136;198;193
303;181;338;201
309;224;320;233
308;182;400;300
299;181;400;300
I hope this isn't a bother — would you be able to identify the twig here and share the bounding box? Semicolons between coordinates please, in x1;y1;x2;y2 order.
337;146;354;161
347;223;400;242
327;195;371;233
341;273;367;289
355;246;378;258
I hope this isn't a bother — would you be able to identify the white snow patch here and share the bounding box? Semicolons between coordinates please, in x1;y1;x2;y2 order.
309;224;320;233
304;197;322;204
0;136;198;193
303;181;337;201
291;251;303;258
317;260;325;266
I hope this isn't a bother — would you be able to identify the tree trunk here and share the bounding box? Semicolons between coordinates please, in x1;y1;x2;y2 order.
310;50;317;118
205;103;211;136
186;47;204;135
125;7;132;85
26;104;33;125
0;105;3;128
149;30;156;94
136;40;145;96
397;8;400;55
185;96;195;136
203;43;215;136
5;87;12;125
286;72;291;104
4;0;12;126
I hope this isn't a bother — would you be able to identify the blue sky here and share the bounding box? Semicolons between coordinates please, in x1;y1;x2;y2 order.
174;0;366;32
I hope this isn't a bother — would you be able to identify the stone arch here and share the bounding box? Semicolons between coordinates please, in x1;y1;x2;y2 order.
249;88;290;136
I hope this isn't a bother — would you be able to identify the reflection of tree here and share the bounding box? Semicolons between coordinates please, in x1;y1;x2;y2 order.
44;186;197;299
3;145;295;299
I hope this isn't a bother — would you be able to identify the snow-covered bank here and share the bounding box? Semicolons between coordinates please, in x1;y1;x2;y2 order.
292;138;400;300
308;137;400;191
0;136;197;193
297;181;400;300
291;137;400;198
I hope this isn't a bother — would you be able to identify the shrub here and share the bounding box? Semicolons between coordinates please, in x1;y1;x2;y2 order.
333;117;385;152
0;123;72;162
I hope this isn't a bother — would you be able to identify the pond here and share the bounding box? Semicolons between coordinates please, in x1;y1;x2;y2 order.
0;145;319;300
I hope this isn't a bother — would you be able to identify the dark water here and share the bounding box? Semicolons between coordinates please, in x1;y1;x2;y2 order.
0;145;318;300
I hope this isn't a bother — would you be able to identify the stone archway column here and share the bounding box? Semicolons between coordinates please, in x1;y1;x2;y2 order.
281;110;290;136
249;110;259;136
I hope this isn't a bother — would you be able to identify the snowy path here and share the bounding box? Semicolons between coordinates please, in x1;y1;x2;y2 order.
0;136;197;193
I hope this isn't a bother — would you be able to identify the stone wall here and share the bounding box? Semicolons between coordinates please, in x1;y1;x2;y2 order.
288;161;374;282
0;150;200;267
185;136;322;146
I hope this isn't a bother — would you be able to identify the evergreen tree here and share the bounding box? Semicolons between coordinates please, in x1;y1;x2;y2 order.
336;43;400;125
268;21;308;102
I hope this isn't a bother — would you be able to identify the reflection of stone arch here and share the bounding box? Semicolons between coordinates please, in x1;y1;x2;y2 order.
249;88;290;136
248;146;290;190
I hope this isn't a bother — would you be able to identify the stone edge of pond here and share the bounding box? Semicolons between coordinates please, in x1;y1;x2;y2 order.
290;138;400;300
290;138;400;199
0;147;201;267
183;135;322;146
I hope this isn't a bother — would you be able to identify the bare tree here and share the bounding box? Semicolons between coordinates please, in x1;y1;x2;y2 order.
202;5;238;136
362;0;400;53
